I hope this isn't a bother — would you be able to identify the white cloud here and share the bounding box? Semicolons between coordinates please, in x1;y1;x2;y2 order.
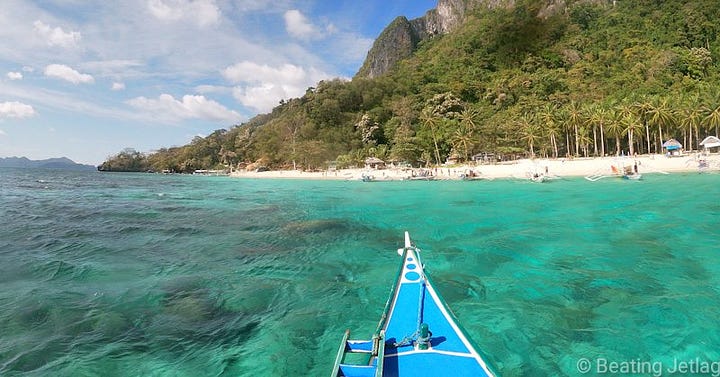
7;72;23;80
284;10;322;40
126;93;241;123
0;101;36;119
232;0;293;12
195;84;230;94
0;129;6;136
33;20;81;48
81;60;143;74
148;0;220;27
223;61;308;85
223;61;329;112
232;85;291;113
44;64;94;84
22;66;34;73
111;82;126;90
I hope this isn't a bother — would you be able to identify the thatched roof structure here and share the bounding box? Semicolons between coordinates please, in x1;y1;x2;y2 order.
364;157;385;169
662;139;682;150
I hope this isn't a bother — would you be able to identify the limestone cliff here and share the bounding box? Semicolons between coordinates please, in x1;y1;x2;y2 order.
356;0;515;78
356;0;605;78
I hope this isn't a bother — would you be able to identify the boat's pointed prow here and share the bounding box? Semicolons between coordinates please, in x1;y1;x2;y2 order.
333;233;498;377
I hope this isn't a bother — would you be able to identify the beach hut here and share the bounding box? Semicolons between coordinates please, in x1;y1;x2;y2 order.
662;139;683;156
700;136;720;153
445;151;461;165
364;157;385;170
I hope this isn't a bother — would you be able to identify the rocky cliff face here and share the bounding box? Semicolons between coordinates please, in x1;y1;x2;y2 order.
356;0;515;78
356;0;602;78
355;16;420;81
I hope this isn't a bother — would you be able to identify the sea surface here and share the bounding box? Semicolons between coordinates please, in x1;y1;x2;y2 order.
1;168;719;376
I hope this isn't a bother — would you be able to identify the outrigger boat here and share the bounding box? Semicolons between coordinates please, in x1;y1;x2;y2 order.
331;232;497;377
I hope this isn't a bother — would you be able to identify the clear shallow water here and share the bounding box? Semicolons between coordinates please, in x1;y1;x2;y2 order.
1;168;719;376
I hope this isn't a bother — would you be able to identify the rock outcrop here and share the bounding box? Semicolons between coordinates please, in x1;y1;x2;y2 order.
356;0;515;78
356;0;607;78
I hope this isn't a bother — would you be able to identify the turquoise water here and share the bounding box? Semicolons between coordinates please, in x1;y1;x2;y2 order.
1;168;719;376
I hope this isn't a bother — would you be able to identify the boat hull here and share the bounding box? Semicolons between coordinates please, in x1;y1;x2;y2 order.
332;233;496;377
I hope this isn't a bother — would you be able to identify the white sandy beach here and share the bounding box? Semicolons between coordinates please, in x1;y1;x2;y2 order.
229;153;718;181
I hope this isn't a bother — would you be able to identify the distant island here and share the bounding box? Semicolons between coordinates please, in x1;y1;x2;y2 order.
0;157;96;171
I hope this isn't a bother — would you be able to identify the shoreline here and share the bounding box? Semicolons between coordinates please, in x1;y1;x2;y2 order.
229;154;717;181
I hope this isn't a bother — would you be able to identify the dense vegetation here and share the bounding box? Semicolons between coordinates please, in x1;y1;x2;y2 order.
100;0;720;172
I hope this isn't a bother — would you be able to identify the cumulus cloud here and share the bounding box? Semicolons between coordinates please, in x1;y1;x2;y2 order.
111;82;126;91
44;64;94;84
0;101;36;119
7;72;23;80
0;129;5;136
126;93;241;123
223;61;329;112
148;0;220;27
33;20;81;48
284;10;322;40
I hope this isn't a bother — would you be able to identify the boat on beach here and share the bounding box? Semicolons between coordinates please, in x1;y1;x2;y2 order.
361;172;376;182
585;160;643;181
529;172;546;183
459;169;491;181
330;232;497;377
403;169;435;181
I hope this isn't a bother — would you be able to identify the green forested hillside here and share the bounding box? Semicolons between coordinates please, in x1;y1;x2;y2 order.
100;0;720;172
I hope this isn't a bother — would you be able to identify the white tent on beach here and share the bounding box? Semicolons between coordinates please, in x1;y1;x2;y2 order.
700;136;720;151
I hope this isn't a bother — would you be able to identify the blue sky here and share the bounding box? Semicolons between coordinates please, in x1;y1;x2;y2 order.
0;0;436;164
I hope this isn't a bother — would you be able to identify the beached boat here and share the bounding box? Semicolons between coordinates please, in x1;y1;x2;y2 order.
529;173;546;183
331;232;497;377
403;169;435;181
459;169;491;181
585;162;643;181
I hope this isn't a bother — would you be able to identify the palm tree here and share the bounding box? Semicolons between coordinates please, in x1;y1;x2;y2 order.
577;126;593;157
646;98;676;154
565;101;584;157
632;97;653;154
679;94;702;151
580;103;598;156
457;108;480;160
555;108;572;157
588;105;609;157
604;108;623;156
538;104;559;158
459;108;480;132
420;107;442;166
619;105;643;156
452;124;475;162
702;103;720;138
518;113;541;157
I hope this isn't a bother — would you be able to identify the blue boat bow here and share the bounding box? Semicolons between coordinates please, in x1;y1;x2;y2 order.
331;232;497;377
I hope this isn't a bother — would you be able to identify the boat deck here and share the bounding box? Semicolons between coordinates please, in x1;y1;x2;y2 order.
332;233;495;377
